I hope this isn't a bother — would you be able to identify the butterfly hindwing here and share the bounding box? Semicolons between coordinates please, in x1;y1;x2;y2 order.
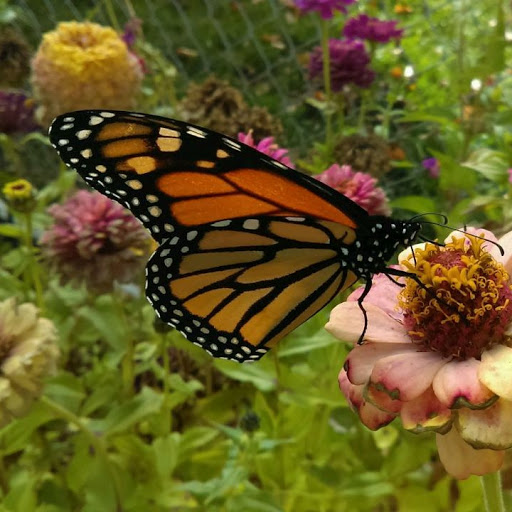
146;216;358;361
49;110;370;242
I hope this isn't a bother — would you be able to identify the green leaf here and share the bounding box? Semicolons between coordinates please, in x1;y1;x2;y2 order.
214;360;276;392
2;469;37;512
461;148;508;183
82;457;117;512
0;224;23;239
0;402;57;455
89;387;163;436
390;196;438;215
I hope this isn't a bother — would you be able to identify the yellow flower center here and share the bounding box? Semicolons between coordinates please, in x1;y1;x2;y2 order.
398;236;512;359
2;178;33;200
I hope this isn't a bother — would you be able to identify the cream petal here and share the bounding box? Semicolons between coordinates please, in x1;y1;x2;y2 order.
436;428;504;479
370;351;447;402
433;358;496;409
339;370;395;430
326;302;410;345
494;230;512;269
398;243;427;265
345;343;418;385
479;345;512;400
457;398;512;450
400;387;452;433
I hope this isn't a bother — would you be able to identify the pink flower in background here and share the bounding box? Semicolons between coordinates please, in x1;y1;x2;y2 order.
328;228;512;479
294;0;356;19
422;157;440;178
316;164;390;215
508;168;512;184
309;39;375;91
343;15;403;43
238;130;295;168
40;190;151;292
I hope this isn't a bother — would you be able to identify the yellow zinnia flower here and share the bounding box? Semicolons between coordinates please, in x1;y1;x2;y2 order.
31;21;143;127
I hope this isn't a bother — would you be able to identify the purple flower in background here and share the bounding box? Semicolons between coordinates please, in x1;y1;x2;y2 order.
0;90;39;135
422;157;440;179
294;0;356;19
316;164;390;215
343;14;403;43
121;17;142;48
309;38;375;91
238;131;294;168
508;168;512;184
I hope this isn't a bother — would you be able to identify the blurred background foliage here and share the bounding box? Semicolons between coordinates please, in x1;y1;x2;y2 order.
1;0;512;511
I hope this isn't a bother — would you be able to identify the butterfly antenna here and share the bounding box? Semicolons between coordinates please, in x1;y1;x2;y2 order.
413;216;504;256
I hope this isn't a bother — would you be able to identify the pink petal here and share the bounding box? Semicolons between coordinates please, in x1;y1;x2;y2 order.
338;370;396;430
326;302;411;345
479;345;512;401
365;381;403;413
492;230;512;268
432;358;496;409
457;398;512;450
436;427;504;479
400;387;452;433
347;270;403;319
345;342;418;385
370;351;448;402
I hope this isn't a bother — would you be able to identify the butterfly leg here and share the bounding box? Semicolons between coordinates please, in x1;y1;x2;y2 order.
356;278;373;345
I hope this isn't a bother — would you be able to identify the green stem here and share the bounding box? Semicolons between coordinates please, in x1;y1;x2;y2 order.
40;395;123;508
480;472;506;512
103;0;121;31
321;19;333;156
23;212;44;310
161;333;172;433
0;454;8;495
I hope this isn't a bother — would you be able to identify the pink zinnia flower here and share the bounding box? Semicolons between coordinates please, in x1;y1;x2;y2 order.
309;38;375;91
238;131;295;168
327;228;512;479
343;14;403;43
294;0;356;19
316;164;390;215
40;190;151;292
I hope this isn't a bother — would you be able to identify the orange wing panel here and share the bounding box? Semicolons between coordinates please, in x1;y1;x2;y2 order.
158;172;236;197
224;169;358;228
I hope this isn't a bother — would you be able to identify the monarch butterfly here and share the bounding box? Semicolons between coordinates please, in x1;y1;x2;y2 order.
49;110;422;363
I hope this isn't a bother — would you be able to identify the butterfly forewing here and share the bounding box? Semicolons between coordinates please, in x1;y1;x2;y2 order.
49;110;370;243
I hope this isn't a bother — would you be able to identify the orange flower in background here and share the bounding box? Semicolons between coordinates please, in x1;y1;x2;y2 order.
31;21;143;127
328;228;512;479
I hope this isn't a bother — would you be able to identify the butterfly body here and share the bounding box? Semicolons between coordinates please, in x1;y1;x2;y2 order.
49;110;421;362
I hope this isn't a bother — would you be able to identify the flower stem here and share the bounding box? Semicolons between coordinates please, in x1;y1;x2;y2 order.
161;333;172;433
40;395;123;508
321;19;334;156
23;212;44;310
480;472;506;512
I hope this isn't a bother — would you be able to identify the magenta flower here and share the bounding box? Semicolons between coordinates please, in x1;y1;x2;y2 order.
343;14;403;43
309;38;375;91
238;131;295;168
40;190;151;292
0;90;39;135
316;164;390;215
294;0;356;19
328;228;512;479
422;157;440;178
